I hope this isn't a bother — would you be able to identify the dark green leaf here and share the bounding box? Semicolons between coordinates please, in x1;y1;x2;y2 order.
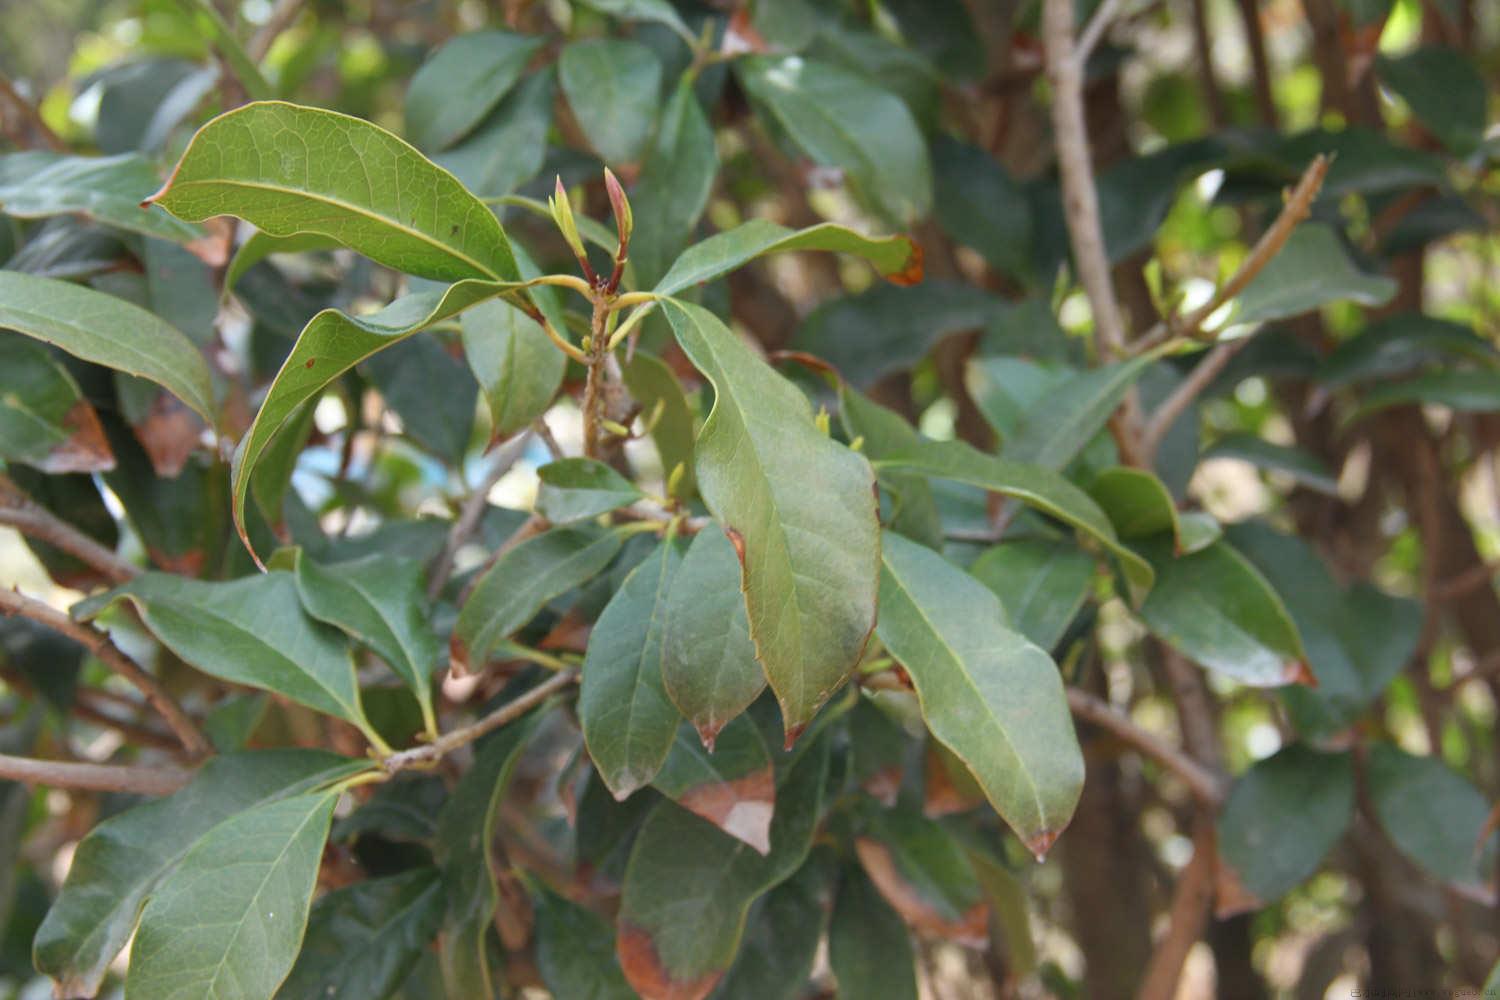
1353;370;1500;418
126;790;340;1000
436;70;556;199
931;137;1031;280
664;299;880;736
737;56;931;225
1233;224;1396;325
537;458;645;525
661;529;765;747
1376;47;1487;154
461;296;566;440
968;539;1095;650
828;866;917;1000
854;807;987;943
653;718;775;853
1203;434;1339;496
0;271;215;426
293;552;442;736
277;869;445;1000
1319;313;1497;387
631;79;719;287
575;0;696;42
223;231;342;295
405;31;544;151
0;152;201;244
0;335;114;474
1004;356;1154;470
455;525;625;669
1217;745;1354;902
1366;744;1497;893
712;853;830;1000
622;351;697;498
533;883;635;1000
361;333;477;462
1088;466;1180;540
580;541;684;799
560;39;663;165
877;533;1083;855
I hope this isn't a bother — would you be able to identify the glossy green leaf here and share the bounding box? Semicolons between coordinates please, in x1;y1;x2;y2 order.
931;136;1030;280
1353;370;1500;418
575;0;696;42
533;883;635;1000
631;80;719;287
436;69;556;199
1138;538;1308;687
1232;224;1396;325
1376;47;1487;154
560;39;663;165
828;867;917;1000
663;299;880;736
622;351;696;498
580;541;684;799
968;539;1095;650
537;458;645;525
1004;356;1154;470
455;525;625;670
277;869;444;1000
713;853;830;1000
77;572;378;740
661;529;765;747
654;219;922;297
1204;434;1340;496
877;533;1083;856
148;102;519;284
653;718;774;853
1088;466;1180;540
405;31;544;151
34;750;362;998
737;56;931;225
1366;744;1497;894
1320;312;1497;386
461;296;566;439
616;736;830;1000
293;551;442;735
0;151;201;244
1217;745;1354;903
0;271;215;426
126;790;339;1000
0;335;113;474
435;709;543;997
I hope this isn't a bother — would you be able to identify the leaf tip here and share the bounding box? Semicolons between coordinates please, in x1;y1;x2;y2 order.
723;526;746;567
1024;828;1062;863
1283;659;1318;688
885;239;924;286
782;722;807;752
617;921;723;1000
694;721;722;752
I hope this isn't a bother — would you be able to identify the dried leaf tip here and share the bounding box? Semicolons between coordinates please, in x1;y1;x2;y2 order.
782;722;807;752
1024;828;1062;863
604;167;633;249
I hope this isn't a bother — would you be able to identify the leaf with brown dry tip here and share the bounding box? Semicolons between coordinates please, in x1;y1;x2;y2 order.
855;807;989;947
0;336;114;474
662;299;880;740
616;735;831;1000
652;717;775;854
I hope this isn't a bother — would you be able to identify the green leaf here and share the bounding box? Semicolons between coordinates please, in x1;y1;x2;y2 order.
361;332;477;462
435;709;544;997
1353;370;1500;418
1004;356;1154;470
148;101;519;284
931;136;1031;281
663;299;880;737
1232;224;1396;325
455;525;625;670
661;529;765;747
1320;313;1498;387
537;458;645;525
293;552;442;736
77;572;379;741
435;70;556;199
405;31;544;151
1217;745;1354;903
737;56;931;226
559;39;663;165
230;278;533;559
1138;538;1309;687
876;533;1083;856
1366;744;1497;894
34;750;362;998
277;869;445;1000
630;80;719;287
533;883;635;1000
224;231;343;294
1088;466;1180;540
655;219;922;297
574;0;696;42
622;351;697;498
579;541;684;799
0;271;215;427
968;539;1095;650
854;807;987;943
461;296;566;439
1376;47;1488;154
653;717;775;854
125;790;340;1000
714;854;831;1000
0;151;202;244
616;736;831;1000
0;335;114;474
828;867;917;1000
1203;434;1340;496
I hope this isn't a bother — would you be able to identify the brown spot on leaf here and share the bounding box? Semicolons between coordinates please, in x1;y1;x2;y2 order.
677;765;775;855
148;547;205;576
694;720;722;753
861;766;902;808
40;400;115;474
1283;660;1318;688
924;748;984;818
617;922;724;1000
885;240;925;286
448;633;472;678
539;609;592;653
304;357;316;369
723;526;746;567
134;393;203;478
855;838;990;947
781;722;806;752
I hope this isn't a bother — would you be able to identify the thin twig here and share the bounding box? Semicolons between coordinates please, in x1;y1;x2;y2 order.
0;476;138;584
1138;817;1217;1000
581;298;610;461
247;0;305;62
0;590;210;758
1076;0;1127;63
532;417;566;461
1435;557;1500;601
1066;688;1223;804
383;668;577;773
427;431;533;600
0;71;65;151
0;753;191;795
1138;156;1331;461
